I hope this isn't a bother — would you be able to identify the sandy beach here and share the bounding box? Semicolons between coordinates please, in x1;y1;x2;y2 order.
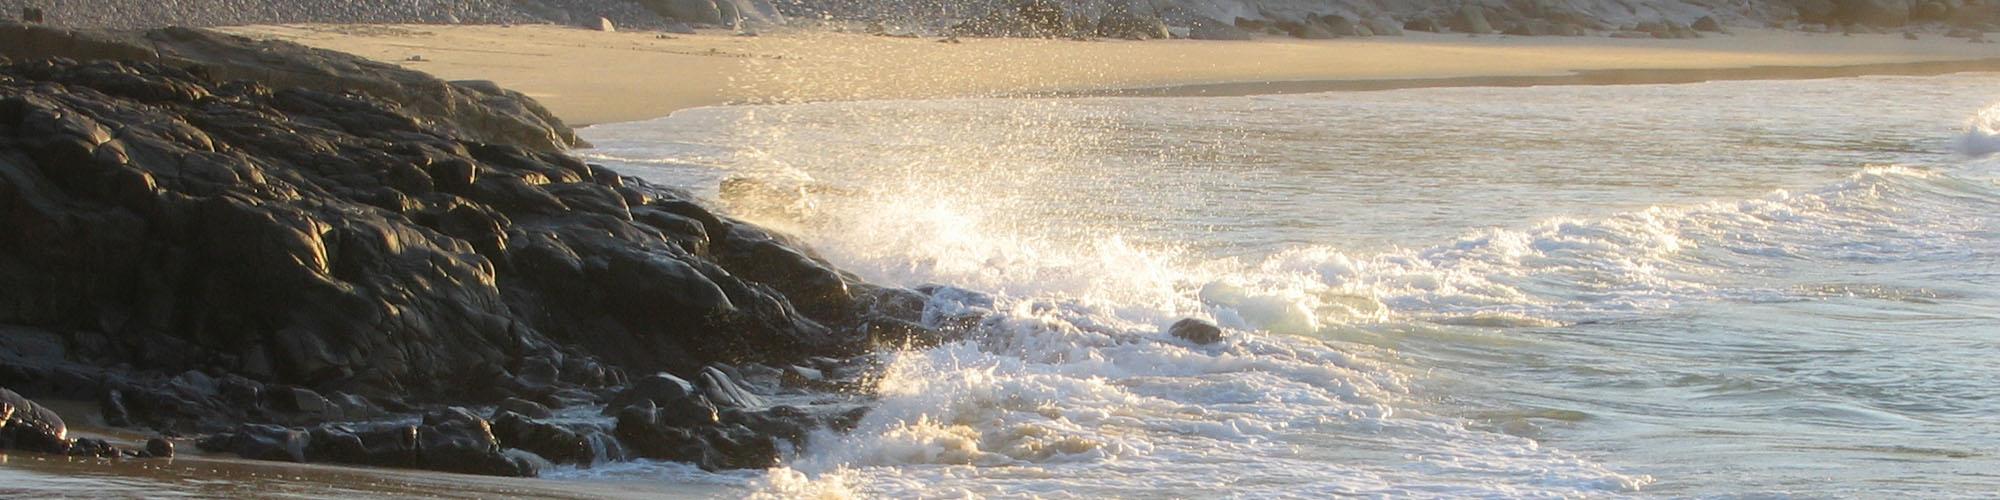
220;24;2000;125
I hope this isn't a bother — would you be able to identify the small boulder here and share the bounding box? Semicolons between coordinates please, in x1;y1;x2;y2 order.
496;397;555;419
416;408;539;477
1;388;71;454
605;373;721;427
598;17;617;32
1169;318;1224;345
146;438;175;458
492;411;622;465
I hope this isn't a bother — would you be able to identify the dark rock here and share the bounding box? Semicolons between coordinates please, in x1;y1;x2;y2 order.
146;437;174;458
0;44;877;411
614;402;778;470
496;397;555;419
416;408;536;476
0;388;69;454
68;437;117;458
0;19;912;479
698;365;766;409
606;374;720;426
492;411;622;465
198;424;310;462
720;405;817;446
0;23;578;151
269;387;337;417
101;389;132;427
21;8;41;24
1169;318;1223;345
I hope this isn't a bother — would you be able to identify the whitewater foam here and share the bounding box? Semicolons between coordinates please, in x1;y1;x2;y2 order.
579;75;2000;498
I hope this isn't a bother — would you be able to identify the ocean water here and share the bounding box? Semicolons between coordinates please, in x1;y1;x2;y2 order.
576;74;2000;498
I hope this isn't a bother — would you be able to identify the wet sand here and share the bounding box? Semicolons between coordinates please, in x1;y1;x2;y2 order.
4;405;731;499
0;448;732;499
218;24;2000;125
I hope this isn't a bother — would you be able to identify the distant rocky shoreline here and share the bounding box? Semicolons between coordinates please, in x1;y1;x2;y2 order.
4;0;1998;42
0;19;961;476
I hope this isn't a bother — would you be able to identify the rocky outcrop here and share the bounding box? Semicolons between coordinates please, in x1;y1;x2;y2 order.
0;22;578;152
0;39;936;397
2;386;166;458
0;23;941;474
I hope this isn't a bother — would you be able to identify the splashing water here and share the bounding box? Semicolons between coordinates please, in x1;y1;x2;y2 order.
579;73;2000;497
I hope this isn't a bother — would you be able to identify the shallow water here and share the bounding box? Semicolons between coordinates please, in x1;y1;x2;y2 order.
577;73;2000;498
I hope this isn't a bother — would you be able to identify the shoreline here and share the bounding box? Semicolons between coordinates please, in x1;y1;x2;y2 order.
1055;56;2000;99
217;24;2000;126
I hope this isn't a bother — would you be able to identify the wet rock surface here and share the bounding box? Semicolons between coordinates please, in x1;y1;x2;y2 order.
0;387;69;454
0;22;938;475
1169;318;1223;345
